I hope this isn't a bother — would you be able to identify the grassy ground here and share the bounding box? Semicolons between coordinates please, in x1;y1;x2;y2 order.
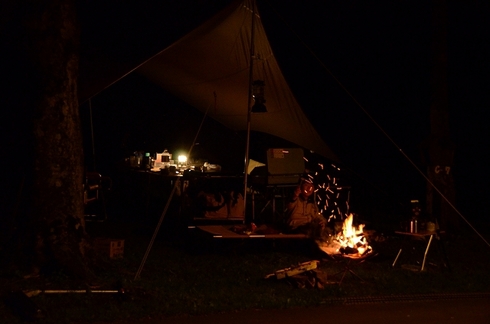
2;172;490;323
2;214;490;323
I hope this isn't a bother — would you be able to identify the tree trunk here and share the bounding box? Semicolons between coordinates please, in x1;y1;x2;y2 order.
424;0;459;235
23;0;89;278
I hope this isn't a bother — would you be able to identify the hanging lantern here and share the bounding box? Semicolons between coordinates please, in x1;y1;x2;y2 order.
251;80;267;113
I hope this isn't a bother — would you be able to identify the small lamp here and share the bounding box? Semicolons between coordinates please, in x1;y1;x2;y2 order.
177;154;187;166
251;80;267;113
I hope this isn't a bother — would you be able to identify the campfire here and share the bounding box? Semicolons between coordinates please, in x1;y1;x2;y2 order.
317;213;373;259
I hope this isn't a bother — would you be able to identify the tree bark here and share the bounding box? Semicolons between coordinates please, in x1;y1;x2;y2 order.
23;0;89;278
424;0;459;234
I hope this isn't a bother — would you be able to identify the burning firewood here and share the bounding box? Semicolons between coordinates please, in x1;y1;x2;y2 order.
316;213;373;258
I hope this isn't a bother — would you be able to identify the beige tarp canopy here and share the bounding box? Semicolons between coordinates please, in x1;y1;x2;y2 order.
136;0;338;161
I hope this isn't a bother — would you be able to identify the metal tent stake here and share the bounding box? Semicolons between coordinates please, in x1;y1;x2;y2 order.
24;289;124;297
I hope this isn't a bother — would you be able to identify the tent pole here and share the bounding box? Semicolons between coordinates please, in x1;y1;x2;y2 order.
134;180;179;280
243;0;256;224
188;93;214;158
135;97;214;280
88;98;96;171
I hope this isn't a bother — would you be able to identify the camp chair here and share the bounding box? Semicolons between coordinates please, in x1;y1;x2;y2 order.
84;172;112;222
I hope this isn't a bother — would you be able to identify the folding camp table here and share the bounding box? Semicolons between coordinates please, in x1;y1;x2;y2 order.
392;230;449;272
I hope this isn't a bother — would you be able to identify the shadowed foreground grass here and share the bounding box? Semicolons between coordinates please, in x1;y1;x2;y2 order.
1;219;490;323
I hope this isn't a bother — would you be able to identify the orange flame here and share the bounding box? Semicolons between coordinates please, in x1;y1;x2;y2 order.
317;213;372;257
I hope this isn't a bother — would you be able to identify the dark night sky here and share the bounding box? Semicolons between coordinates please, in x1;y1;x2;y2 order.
255;1;490;220
2;1;487;223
